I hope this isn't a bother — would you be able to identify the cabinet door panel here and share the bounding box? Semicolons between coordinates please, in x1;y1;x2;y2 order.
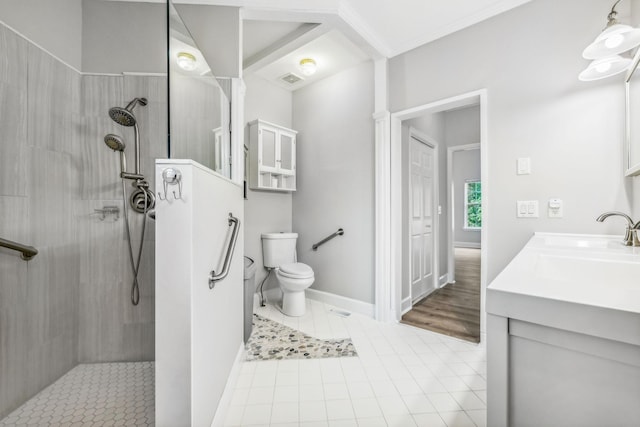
261;128;277;168
280;133;295;173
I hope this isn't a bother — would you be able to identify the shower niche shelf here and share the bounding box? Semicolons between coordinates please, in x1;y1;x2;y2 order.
248;120;297;192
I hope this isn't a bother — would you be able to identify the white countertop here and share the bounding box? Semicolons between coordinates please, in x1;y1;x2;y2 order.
487;232;640;346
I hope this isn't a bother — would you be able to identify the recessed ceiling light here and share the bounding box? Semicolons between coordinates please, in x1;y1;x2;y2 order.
177;52;197;71
299;58;317;76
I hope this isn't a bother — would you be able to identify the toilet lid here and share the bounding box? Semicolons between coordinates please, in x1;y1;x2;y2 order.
279;262;313;278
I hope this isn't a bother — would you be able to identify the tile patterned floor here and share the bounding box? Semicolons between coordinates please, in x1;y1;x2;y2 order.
0;300;486;427
225;300;487;427
246;314;358;361
0;362;154;426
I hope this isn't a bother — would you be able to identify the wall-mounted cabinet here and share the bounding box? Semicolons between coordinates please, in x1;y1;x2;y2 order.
248;119;297;192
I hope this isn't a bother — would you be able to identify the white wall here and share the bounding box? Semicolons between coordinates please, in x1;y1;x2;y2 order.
0;0;82;69
453;149;481;246
155;160;243;427
292;61;375;304
243;74;293;288
390;0;633;284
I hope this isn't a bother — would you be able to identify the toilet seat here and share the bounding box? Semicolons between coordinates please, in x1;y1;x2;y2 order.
278;262;314;279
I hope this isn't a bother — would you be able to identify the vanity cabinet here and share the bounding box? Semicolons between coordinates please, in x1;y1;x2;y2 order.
248;120;297;192
486;233;640;427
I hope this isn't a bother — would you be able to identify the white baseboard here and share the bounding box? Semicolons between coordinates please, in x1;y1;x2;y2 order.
211;343;245;427
454;241;481;249
306;288;375;318
258;287;375;318
439;274;449;286
401;296;412;315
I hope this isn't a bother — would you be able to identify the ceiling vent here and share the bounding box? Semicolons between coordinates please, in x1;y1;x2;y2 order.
280;73;303;84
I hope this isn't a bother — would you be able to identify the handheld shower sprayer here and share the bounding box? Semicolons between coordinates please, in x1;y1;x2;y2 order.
104;134;127;176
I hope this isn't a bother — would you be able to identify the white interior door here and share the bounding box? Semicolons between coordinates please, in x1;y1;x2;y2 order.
410;136;435;303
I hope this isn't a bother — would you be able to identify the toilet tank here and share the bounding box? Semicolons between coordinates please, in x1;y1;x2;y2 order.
261;233;298;268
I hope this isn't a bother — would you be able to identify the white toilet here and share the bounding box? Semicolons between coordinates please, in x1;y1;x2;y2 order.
261;233;314;316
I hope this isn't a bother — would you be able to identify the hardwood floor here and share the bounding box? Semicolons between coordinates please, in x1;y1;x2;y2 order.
401;247;481;343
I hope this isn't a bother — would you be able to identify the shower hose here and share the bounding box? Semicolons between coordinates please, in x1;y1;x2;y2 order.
121;179;149;306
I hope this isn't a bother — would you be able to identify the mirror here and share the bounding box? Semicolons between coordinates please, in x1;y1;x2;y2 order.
168;1;231;178
625;50;640;176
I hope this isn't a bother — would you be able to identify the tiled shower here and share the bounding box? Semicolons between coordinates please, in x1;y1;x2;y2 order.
0;20;167;418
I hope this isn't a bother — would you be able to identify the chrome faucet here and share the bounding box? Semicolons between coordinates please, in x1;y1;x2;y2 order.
596;211;640;246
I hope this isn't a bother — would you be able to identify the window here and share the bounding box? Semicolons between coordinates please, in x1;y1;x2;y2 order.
464;181;482;229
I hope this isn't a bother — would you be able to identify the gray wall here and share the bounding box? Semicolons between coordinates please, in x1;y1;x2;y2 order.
292;61;375;304
81;0;165;74
453;149;481;245
445;106;481;246
390;0;633;285
0;0;82;69
243;73;293;288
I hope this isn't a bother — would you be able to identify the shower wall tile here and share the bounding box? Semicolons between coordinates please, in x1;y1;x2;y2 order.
76;197;155;363
27;44;79;154
0;24;28;89
0;82;27;197
81;75;124;118
0;24;79;419
78;116;123;200
26;148;74;248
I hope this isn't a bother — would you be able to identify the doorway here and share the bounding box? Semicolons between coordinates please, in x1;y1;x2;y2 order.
386;90;487;342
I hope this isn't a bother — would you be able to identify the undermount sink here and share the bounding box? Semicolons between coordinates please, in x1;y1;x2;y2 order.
535;253;640;292
537;234;623;249
487;232;640;332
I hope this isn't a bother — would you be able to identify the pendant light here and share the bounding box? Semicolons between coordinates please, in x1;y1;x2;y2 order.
579;55;632;81
579;0;640;81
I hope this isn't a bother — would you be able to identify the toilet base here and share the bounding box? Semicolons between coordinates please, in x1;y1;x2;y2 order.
282;290;306;317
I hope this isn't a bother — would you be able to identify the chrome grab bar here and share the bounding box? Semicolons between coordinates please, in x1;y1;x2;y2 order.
209;213;240;289
312;228;344;251
0;237;38;261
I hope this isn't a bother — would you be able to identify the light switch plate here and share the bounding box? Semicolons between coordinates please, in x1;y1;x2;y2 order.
517;158;531;175
517;200;539;218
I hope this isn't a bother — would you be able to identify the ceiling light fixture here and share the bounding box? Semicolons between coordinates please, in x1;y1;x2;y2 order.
299;58;317;76
580;0;640;81
176;52;197;71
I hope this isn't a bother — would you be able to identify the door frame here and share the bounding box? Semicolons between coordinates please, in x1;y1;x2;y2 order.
407;128;439;307
446;143;481;284
382;89;488;337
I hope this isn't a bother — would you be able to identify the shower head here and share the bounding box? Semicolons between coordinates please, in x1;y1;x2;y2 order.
108;97;148;127
104;134;128;175
104;134;125;151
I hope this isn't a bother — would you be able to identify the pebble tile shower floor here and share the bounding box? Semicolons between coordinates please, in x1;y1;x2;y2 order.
0;362;154;426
